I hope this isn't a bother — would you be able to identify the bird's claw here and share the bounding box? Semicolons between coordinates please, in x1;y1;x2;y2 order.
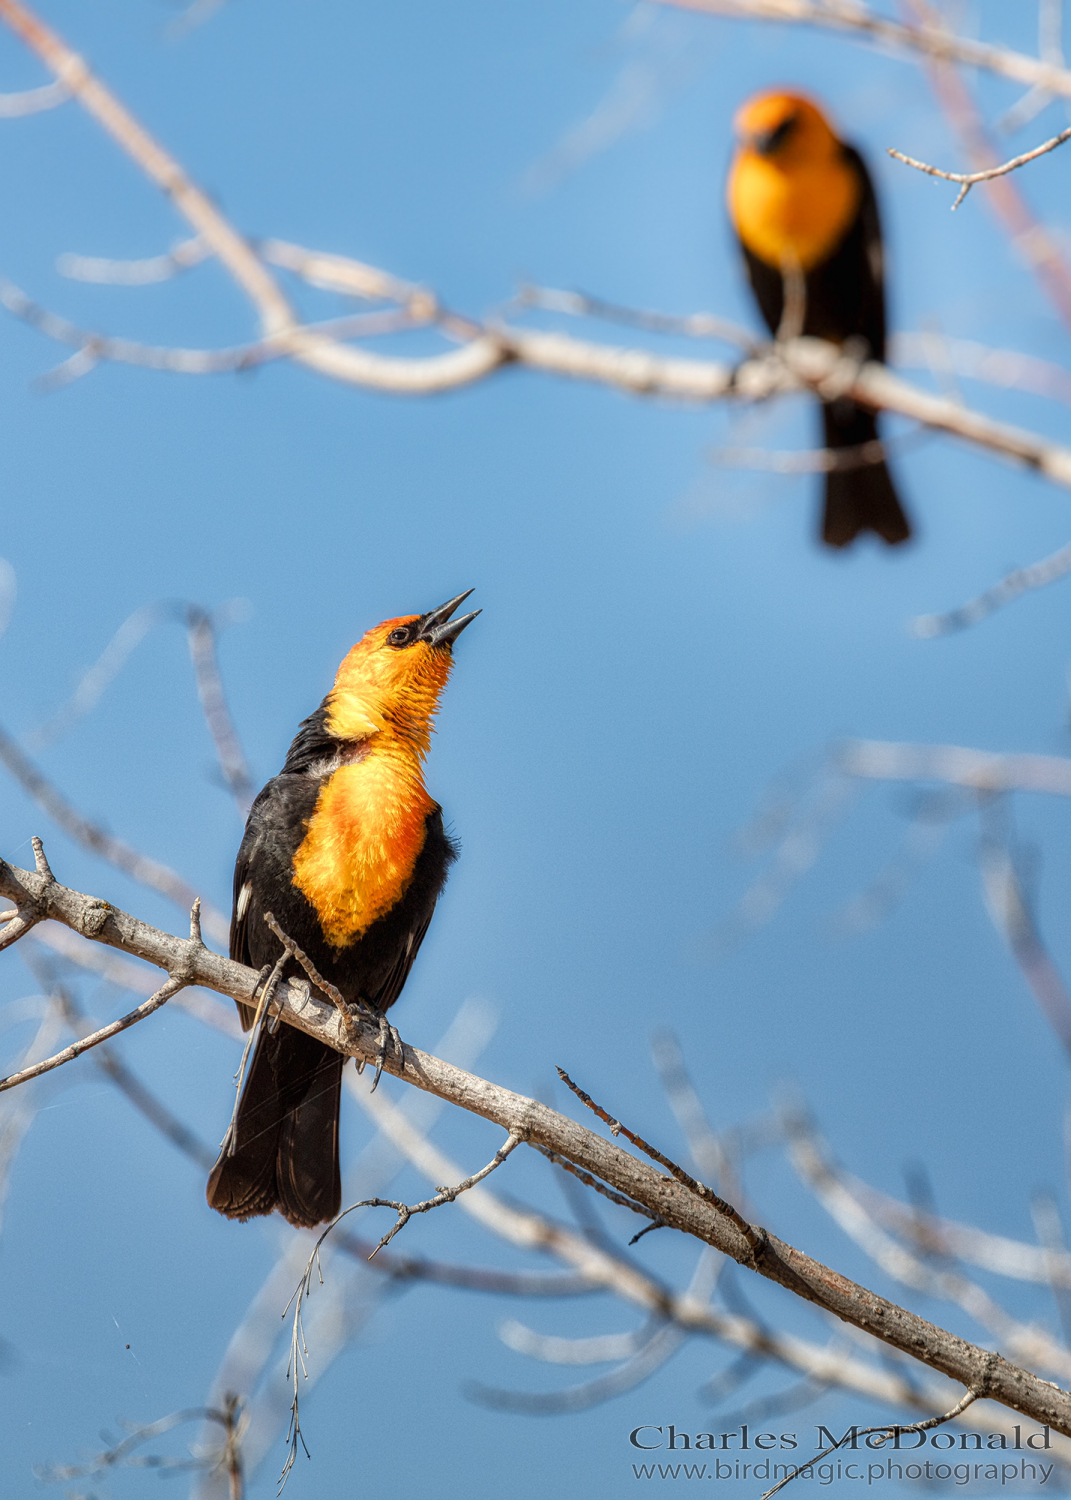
370;1011;402;1093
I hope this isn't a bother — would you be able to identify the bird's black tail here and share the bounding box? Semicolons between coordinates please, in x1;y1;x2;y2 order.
820;399;911;549
206;1024;342;1229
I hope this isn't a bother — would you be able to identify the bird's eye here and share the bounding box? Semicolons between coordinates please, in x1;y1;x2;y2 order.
388;627;411;647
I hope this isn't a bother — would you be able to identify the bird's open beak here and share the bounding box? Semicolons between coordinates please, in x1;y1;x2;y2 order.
418;589;481;649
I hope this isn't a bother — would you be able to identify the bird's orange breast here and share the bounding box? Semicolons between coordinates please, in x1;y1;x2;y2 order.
292;755;435;948
728;150;861;273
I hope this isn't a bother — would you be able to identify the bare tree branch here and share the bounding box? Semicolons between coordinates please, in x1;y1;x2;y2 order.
27;926;241;1036
3;850;1069;1434
356;1078;1044;1450
1;6;1071;502
513;283;758;351
184;607;255;816
976;799;1071;1056
896;0;1071;328
281;1132;522;1485
652;0;1071;100
0;77;65;115
27;969;218;1170
891;333;1071;409
823;1172;1071;1290
912;541;1071;636
998;0;1066;133
835;740;1071;796
56;235;209;285
474;1250;719;1414
889;125;1071;209
37;1398;245;1495
0;993;64;1232
334;1234;599;1297
784;1105;1071;1381
0;892;203;1091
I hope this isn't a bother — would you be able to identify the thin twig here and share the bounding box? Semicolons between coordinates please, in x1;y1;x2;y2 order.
889;125;1071;208
56;235;209;285
0;77;66;114
912;540;1071;636
37;1400;246;1487
184;606;256;816
760;1378;988;1499
977;799;1071;1058
261;910;371;1045
513;283;758;351
280;1131;522;1487
900;0;1071;327
17;951;218;1169
332;1232;599;1297
709;432;924;474
531;1140;666;1235
0;897;201;1091
556;1067;764;1252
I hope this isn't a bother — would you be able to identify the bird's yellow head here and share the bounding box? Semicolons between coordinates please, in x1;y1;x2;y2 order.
728;90;860;272
325;590;479;756
732;91;841;166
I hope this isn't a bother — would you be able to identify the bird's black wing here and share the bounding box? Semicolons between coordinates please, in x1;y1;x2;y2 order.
800;145;886;356
229;808;262;1029
740;242;785;340
369;907;436;1013
838;143;886;360
229;773;321;1027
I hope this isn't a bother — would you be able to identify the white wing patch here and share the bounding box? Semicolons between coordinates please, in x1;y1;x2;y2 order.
236;881;252;921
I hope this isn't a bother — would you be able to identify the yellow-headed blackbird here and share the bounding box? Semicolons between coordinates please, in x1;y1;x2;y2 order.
206;591;479;1228
727;91;912;549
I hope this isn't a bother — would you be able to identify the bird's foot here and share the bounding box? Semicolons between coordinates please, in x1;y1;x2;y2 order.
370;1011;402;1094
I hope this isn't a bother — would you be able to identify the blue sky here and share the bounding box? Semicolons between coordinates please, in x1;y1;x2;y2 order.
2;3;1071;1496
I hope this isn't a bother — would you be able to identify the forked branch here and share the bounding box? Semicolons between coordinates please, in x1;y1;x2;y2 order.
889;126;1071;209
